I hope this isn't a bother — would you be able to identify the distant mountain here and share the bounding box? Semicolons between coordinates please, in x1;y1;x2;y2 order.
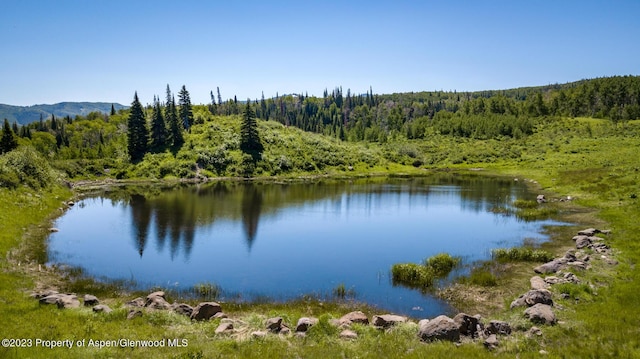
0;102;127;125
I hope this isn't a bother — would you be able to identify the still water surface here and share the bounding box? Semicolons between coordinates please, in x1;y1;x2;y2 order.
48;176;559;317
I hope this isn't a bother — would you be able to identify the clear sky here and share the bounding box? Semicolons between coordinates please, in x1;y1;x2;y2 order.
1;0;639;106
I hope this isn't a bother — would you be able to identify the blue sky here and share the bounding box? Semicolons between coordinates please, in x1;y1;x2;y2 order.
1;0;639;106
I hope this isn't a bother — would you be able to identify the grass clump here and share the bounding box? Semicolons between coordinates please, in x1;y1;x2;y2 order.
332;283;356;299
391;263;435;289
460;266;498;287
392;253;461;289
423;253;461;276
492;247;554;263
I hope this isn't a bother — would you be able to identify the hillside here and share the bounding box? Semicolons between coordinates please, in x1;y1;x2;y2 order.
0;102;127;125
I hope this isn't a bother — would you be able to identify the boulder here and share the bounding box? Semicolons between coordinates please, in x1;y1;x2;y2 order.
295;317;319;332
340;329;358;340
265;317;283;332
171;303;194;317
524;304;556;325
56;294;80;309
279;326;291;335
213;312;228;319
484;334;499;350
92;304;113;313
534;258;567;274
190;302;222;321
510;289;553;309
145;291;166;305
145;296;171;310
372;314;407;328
530;276;549;290
215;322;234;334
486;320;511;335
577;228;599;236
127;309;142;320
418;315;460;342
574;236;591;249
453;313;480;337
536;194;547;203
126;297;145;307
527;326;543;337
39;293;65;305
251;331;267;338
31;289;59;300
83;294;99;306
339;311;369;326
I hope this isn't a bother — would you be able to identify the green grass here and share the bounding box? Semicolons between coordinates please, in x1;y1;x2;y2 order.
3;116;640;357
491;247;554;263
392;253;461;289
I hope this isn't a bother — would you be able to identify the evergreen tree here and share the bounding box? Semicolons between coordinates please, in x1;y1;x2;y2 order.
149;96;167;152
1;119;19;154
178;85;194;131
127;92;149;162
240;100;263;157
217;87;222;106
165;85;183;148
110;104;116;116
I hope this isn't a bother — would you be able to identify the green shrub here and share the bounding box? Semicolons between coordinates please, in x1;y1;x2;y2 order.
0;146;56;189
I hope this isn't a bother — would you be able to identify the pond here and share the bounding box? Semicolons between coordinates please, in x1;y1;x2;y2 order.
47;175;559;317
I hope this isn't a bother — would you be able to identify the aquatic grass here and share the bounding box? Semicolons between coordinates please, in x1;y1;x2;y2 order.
423;253;461;276
332;283;356;299
391;263;435;289
491;247;554;263
515;206;559;221
512;199;539;209
460;266;498;287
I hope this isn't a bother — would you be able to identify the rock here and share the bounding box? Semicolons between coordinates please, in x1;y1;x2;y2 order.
484;334;499;350
127;309;142;320
279;326;291;335
126;297;145;307
339;311;369;326
190;302;222;321
564;272;580;283
567;261;589;270
145;296;171;310
31;289;59;300
49;228;59;232
56;294;80;309
372;314;407;328
600;229;612;235
527;326;543;337
39;293;65;305
83;294;99;306
564;250;578;261
524;304;556;325
171;303;194;317
578;228;599;236
574;236;591;249
453;313;479;337
418;319;430;328
510;290;553;309
536;194;547;203
92;304;112;313
265;317;283;332
534;258;567;274
340;329;358;340
486;320;511;335
295;317;319;332
215;322;234;334
145;291;166;304
530;276;549;290
67;201;75;207
418;315;460;342
251;331;267;338
213;312;228;319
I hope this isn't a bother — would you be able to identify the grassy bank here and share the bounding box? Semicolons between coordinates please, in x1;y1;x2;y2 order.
1;117;640;357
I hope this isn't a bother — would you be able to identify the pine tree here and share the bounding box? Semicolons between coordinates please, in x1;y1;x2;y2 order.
1;119;19;154
110;104;116;116
165;85;183;148
149;96;167;152
178;85;194;131
127;92;149;162
240;100;263;157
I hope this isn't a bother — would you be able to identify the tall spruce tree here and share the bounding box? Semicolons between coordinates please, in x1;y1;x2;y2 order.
149;96;167;152
127;92;149;162
1;119;19;154
240;100;263;157
165;85;183;148
178;85;194;131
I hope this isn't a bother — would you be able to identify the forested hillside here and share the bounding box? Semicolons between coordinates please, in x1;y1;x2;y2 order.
0;102;126;125
1;76;639;186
